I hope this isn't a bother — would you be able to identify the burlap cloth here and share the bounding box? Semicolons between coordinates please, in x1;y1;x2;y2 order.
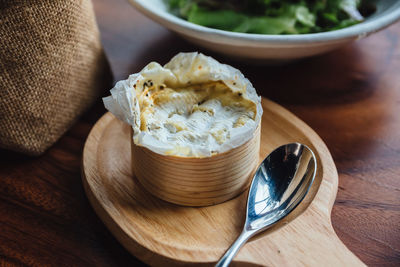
0;0;112;156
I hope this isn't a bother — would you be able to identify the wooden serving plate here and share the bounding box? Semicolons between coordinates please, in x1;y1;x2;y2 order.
82;98;365;266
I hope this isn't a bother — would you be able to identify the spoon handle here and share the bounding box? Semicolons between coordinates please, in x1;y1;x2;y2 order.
215;229;255;267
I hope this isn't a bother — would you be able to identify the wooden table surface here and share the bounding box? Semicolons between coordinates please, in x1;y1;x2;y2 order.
1;0;399;266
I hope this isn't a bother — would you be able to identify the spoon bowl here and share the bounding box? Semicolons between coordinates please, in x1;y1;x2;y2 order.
216;143;317;267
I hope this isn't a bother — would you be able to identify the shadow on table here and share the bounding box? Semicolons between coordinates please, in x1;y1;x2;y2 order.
233;44;383;106
124;32;225;73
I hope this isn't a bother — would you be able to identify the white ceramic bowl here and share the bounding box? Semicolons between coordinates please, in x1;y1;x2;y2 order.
129;0;400;62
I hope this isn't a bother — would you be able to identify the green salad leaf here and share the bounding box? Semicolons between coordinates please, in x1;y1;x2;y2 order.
167;0;374;34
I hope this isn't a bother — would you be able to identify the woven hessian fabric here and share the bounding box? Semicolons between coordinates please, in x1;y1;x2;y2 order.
0;0;112;155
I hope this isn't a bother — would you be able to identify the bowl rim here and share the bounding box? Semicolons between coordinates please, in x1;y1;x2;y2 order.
129;0;400;45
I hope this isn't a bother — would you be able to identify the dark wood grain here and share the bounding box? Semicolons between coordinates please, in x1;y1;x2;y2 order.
0;0;399;266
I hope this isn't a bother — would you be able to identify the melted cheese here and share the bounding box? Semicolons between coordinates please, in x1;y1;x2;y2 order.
135;81;256;156
103;52;263;157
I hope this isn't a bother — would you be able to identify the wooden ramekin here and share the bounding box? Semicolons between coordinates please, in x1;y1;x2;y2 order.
131;125;260;206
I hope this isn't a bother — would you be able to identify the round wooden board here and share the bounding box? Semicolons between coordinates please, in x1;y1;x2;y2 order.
82;98;365;266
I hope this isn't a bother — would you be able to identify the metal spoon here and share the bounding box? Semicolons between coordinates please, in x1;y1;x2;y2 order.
216;143;317;267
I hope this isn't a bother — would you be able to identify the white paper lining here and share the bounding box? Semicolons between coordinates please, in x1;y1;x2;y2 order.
103;52;263;157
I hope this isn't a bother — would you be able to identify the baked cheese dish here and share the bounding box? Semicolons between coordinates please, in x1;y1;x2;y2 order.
103;52;262;157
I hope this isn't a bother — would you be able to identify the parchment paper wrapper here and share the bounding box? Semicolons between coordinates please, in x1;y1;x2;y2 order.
0;0;112;156
104;52;262;157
